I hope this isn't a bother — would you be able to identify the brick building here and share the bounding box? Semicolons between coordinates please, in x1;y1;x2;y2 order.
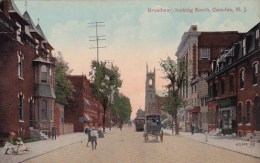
207;22;260;136
176;25;243;132
65;75;104;132
0;0;56;138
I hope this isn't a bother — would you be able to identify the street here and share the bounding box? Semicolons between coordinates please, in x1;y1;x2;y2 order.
24;126;259;163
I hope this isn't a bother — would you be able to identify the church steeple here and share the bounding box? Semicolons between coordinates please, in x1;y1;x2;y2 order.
145;64;156;114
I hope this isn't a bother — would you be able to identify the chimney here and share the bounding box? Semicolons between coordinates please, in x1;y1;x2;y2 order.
2;0;10;17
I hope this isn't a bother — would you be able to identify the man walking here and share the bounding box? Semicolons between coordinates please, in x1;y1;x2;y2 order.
51;126;57;140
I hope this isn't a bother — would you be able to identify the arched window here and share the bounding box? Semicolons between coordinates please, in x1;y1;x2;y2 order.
246;101;251;124
252;62;258;85
41;100;48;120
240;68;245;89
149;79;153;87
41;65;47;83
17;51;24;79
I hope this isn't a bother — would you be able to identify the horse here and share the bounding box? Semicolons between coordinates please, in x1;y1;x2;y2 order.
85;128;98;150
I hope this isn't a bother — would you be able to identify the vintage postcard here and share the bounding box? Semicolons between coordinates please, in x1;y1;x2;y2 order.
0;0;259;162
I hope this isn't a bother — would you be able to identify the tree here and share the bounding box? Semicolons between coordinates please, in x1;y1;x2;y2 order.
160;56;188;135
89;60;122;132
55;52;74;105
112;93;132;123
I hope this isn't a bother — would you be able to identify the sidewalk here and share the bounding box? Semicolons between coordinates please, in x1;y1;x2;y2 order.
164;129;260;159
0;132;87;163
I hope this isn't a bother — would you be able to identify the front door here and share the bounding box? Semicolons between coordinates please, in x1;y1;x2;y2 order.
255;96;260;130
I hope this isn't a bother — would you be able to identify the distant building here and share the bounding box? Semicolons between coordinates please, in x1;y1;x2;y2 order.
0;0;55;138
65;75;103;132
207;22;260;136
176;25;243;132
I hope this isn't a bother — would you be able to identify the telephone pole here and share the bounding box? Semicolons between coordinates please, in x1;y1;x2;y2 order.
89;22;106;62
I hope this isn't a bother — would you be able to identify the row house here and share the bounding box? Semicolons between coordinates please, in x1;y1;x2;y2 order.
65;75;104;132
176;25;243;132
0;0;56;138
207;22;260;136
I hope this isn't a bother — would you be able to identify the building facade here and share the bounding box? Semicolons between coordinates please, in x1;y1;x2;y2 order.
176;25;243;132
65;75;104;132
207;22;260;136
0;0;56;138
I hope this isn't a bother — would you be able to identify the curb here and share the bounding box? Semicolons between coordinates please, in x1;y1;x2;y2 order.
19;137;86;163
179;134;260;160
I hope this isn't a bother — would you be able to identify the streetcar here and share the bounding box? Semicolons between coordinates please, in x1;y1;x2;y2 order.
134;116;145;131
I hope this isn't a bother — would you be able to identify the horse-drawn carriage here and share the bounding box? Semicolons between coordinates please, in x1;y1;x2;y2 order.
143;113;163;142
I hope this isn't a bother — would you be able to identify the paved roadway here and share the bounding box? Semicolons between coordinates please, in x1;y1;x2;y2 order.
24;126;259;163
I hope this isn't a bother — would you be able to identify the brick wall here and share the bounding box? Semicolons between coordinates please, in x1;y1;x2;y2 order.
0;40;36;138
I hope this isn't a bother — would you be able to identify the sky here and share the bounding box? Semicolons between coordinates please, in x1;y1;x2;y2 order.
15;0;260;119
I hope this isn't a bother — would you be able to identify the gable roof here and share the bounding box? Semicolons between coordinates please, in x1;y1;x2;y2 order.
36;24;54;50
8;0;28;25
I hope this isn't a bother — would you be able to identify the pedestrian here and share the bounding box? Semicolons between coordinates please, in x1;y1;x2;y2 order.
191;123;194;135
4;132;16;154
51;126;57;140
119;123;122;131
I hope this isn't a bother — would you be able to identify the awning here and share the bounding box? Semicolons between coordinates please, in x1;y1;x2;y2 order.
78;113;93;123
84;98;91;108
84;113;92;121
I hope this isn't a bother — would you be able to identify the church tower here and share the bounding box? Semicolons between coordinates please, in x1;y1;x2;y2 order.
145;65;156;114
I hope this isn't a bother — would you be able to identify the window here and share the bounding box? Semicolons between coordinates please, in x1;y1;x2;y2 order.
246;101;251;124
49;68;52;84
50;101;53;121
237;103;242;124
16;22;21;42
201;98;204;106
221;78;225;95
200;48;211;60
242;39;246;56
149;79;153;87
41;65;47;83
41;100;48;120
253;62;258;85
256;29;259;39
18;94;24;120
201;97;207;107
18;51;24;79
229;74;234;92
213;82;218;97
240;69;245;89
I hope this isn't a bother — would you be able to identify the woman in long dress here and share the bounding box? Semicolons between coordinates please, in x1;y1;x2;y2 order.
4;132;16;154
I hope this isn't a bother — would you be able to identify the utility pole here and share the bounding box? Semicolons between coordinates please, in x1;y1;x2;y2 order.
89;22;106;62
105;60;114;131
